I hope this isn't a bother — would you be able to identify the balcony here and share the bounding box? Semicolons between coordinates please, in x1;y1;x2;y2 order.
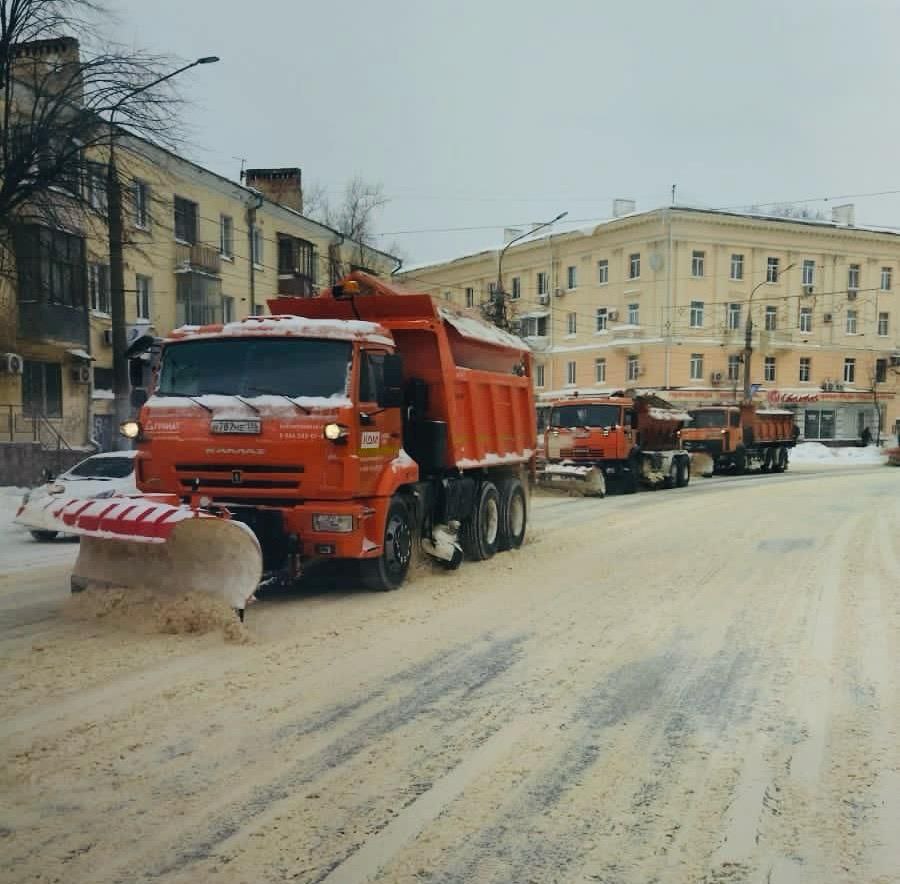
175;242;221;276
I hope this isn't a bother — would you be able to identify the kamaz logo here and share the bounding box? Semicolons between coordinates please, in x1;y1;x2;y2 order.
205;448;265;455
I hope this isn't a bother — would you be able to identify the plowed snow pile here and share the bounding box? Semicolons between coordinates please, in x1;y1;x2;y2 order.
791;442;887;465
65;586;250;642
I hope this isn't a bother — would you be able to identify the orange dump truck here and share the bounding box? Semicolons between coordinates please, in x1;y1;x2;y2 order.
57;273;535;614
540;392;692;495
681;404;798;475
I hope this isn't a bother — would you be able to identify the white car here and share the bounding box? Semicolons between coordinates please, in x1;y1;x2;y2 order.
15;451;139;541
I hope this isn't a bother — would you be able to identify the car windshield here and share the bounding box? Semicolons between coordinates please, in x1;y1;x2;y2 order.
689;410;727;428
551;404;621;428
67;456;134;479
157;338;352;399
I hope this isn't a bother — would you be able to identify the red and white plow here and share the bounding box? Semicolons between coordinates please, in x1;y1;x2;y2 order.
45;496;262;616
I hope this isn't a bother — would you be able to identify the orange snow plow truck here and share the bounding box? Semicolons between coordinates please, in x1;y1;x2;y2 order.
55;273;536;617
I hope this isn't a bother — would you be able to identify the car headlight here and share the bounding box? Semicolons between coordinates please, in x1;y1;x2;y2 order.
312;513;354;533
323;422;349;442
120;420;142;439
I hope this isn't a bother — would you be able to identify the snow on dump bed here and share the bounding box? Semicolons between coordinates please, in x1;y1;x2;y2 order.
648;407;692;422
790;443;888;466
439;307;529;351
456;449;534;469
756;408;794;416
174;315;393;347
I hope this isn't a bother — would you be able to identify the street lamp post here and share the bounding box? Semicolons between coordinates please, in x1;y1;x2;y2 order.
106;56;219;447
742;261;795;403
491;210;568;329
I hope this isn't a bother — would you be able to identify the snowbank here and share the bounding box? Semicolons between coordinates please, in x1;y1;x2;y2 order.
790;443;888;467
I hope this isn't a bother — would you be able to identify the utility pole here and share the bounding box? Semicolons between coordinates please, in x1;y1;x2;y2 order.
106;56;219;447
742;262;795;402
489;211;567;331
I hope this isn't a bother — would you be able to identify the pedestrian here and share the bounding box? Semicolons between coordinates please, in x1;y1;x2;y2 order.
860;425;872;447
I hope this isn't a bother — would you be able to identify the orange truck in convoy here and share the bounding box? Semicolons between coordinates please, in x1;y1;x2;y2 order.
540;392;692;496
45;273;536;615
680;404;798;475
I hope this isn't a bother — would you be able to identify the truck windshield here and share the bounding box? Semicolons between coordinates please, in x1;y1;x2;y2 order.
689;410;727;428
157;338;352;399
551;404;621;428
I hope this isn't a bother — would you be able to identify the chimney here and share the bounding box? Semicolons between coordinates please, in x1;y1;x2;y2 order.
831;203;855;227
12;37;83;102
612;198;636;218
243;168;303;213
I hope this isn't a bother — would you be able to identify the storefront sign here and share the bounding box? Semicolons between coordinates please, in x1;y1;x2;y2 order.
767;390;819;404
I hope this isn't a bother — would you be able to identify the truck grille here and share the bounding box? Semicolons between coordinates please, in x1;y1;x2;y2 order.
175;463;304;491
560;448;608;458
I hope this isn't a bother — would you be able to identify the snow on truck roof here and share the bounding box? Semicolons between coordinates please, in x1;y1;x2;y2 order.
169;315;394;347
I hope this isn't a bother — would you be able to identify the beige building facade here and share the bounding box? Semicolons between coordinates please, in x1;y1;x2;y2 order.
400;207;900;443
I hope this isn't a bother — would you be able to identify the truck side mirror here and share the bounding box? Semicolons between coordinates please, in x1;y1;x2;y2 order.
379;353;404;408
130;388;148;408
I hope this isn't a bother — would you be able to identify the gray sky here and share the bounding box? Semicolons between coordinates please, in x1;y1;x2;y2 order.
112;0;900;266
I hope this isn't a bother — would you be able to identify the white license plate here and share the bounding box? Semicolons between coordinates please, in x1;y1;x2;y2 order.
210;419;261;434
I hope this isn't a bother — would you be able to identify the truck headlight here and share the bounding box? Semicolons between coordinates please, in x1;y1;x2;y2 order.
323;422;349;442
120;420;142;439
312;513;354;533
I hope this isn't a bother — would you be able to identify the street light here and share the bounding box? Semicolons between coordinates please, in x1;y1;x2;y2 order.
742;261;796;402
490;211;568;329
106;56;220;447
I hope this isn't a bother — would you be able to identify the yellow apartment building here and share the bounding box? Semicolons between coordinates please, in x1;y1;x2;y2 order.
400;206;900;444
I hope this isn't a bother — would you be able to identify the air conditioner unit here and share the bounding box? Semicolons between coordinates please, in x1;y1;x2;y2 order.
608;309;620;321
538;293;550;305
802;285;814;296
554;287;565;298
891;355;900;367
0;352;24;375
847;290;858;301
71;365;91;384
710;371;723;384
102;328;113;346
835;382;844;391
823;313;833;323
824;381;835;391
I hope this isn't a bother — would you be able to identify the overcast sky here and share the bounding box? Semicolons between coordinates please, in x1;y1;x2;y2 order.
111;0;900;266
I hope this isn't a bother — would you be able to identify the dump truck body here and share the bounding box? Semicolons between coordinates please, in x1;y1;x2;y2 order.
681;404;798;475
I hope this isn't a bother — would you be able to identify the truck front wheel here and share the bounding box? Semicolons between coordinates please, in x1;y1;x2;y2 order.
360;498;412;591
461;481;500;561
734;447;747;475
497;477;527;551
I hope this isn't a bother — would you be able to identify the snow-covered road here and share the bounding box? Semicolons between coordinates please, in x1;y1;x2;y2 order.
1;464;899;883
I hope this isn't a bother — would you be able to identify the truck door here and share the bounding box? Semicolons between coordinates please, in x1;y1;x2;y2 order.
357;350;403;496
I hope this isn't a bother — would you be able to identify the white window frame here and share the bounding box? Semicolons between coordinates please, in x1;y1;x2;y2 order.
727;303;741;330
535;364;545;387
251;225;263;267
689;300;704;328
537;271;548;295
566;361;577;385
465;287;475;308
222;294;235;324
766;257;779;283
848;264;860;291
691;250;705;277
595;307;608;332
88;262;110;315
135;274;151;321
764;356;776;382
595;358;606;383
878;312;889;336
846;309;858;334
133;179;150;229
689;353;703;380
727;354;741;381
799;307;812;333
629;253;640;279
627;355;639;381
511;276;521;300
730;253;743;281
598;259;609;285
566;265;577;290
802;259;815;287
881;267;892;291
628;302;639;325
765;305;777;331
220;214;234;258
566;312;577;335
799;357;811;383
843;358;855;384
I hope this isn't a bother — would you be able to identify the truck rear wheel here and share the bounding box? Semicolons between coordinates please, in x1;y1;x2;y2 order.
461;481;500;561
734;447;747;475
360;497;412;591
676;456;690;487
774;446;788;473
497;477;527;551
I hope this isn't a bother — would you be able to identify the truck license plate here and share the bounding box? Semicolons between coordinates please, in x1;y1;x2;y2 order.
210;419;261;434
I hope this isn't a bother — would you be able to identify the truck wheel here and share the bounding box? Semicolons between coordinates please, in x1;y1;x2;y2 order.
761;448;773;473
734;447;747;475
461;481;500;561
775;447;789;473
30;530;59;542
676;456;690;487
360;498;412;591
497;477;527;551
666;460;679;489
622;455;640;494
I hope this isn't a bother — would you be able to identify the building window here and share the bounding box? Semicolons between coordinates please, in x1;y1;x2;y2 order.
881;267;892;291
535;364;545;387
848;263;860;291
522;315;547;337
251;225;263;266
689;300;704;328
22;360;62;418
596;307;608;332
764;356;776;382
598;259;609;284
537;271;548;296
93;366;113;391
277;234;316;294
173;196;198;244
799;357;811;382
765;305;777;331
85;161;107;212
595;358;606;383
135;274;151;320
727;354;741;381
843;358;855;384
628;302;639;325
13;225;86;309
133;180;150;229
88;262;110;314
802;259;815;287
629;253;641;279
567;265;577;289
691;250;705;277
220;215;233;257
465;287;474;308
878;312;889;336
222;295;235;324
566;361;577;385
876;358;887;383
727;303;741;330
799;307;812;333
176;273;223;326
766;256;779;283
730;253;744;281
487;281;497;299
567;312;577;335
511;276;521;299
690;353;703;380
627;355;639;381
846;309;858;334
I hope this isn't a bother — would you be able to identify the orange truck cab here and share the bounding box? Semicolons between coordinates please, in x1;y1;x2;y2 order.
680;404;798;474
543;393;691;492
127;272;536;590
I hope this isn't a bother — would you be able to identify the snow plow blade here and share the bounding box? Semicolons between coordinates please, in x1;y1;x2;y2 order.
538;463;607;497
689;451;714;478
49;497;261;613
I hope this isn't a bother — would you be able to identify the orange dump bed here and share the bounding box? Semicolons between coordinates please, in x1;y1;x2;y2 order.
750;408;796;444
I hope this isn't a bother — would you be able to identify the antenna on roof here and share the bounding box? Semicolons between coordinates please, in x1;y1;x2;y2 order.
235;156;247;180
671;183;676;206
